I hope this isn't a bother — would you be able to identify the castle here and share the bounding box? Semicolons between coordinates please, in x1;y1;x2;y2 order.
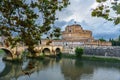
51;24;111;47
62;24;93;41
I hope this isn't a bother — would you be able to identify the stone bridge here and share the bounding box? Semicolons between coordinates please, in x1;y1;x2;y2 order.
0;44;63;60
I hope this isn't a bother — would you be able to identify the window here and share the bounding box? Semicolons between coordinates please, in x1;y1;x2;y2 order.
69;30;71;32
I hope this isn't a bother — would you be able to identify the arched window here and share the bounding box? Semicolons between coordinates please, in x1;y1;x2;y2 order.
69;30;72;32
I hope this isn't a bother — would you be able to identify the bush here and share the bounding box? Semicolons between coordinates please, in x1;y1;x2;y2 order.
75;47;83;58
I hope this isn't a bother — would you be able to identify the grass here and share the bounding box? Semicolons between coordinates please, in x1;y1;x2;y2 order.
82;56;120;62
62;54;120;62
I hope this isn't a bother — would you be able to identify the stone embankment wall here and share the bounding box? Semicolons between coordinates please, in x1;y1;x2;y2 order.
84;46;120;57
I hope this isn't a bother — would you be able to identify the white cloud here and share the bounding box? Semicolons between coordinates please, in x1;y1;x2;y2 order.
90;2;99;9
55;0;120;40
56;0;95;22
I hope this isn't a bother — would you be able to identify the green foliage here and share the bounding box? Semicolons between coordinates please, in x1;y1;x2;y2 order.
110;40;120;46
46;27;61;40
92;0;120;25
0;0;69;53
109;35;120;46
99;38;106;42
91;4;109;19
75;47;83;58
112;3;120;14
53;27;61;39
114;17;120;25
82;56;120;62
96;0;107;3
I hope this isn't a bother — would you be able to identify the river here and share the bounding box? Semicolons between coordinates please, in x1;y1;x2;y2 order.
0;52;120;80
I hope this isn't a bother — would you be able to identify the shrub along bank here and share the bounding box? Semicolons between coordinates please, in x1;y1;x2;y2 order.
75;47;83;58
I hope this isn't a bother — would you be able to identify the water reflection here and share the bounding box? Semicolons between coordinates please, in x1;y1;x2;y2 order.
0;52;6;74
61;59;94;80
0;61;22;80
0;58;61;80
0;57;120;80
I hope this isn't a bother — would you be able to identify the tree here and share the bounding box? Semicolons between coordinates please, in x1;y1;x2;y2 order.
53;27;61;39
99;38;106;42
0;0;70;54
92;0;120;25
46;27;61;40
109;35;120;46
75;47;83;58
45;27;61;45
118;35;120;41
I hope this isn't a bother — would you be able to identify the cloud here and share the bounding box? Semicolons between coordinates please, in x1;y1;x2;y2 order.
55;19;120;40
55;0;120;40
56;0;95;22
79;20;120;40
94;32;120;40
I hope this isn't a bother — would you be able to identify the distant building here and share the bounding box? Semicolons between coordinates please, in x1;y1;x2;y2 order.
62;24;93;41
52;24;111;47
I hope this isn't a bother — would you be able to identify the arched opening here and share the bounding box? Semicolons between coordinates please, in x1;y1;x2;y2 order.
55;48;61;54
0;48;13;59
42;48;50;56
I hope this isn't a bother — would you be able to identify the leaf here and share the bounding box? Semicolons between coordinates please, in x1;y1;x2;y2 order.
114;17;120;25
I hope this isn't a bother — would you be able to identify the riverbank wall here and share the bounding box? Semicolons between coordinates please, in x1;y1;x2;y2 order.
84;46;120;57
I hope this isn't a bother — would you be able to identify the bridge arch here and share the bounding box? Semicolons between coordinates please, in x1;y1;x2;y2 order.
42;48;51;55
55;48;61;54
0;48;13;58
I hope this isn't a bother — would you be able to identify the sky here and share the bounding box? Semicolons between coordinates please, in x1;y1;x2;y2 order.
54;0;120;40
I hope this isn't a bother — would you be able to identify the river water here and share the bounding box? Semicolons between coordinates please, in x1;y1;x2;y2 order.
0;52;120;80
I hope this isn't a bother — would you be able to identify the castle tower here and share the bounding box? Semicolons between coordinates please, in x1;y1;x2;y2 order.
62;24;93;42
